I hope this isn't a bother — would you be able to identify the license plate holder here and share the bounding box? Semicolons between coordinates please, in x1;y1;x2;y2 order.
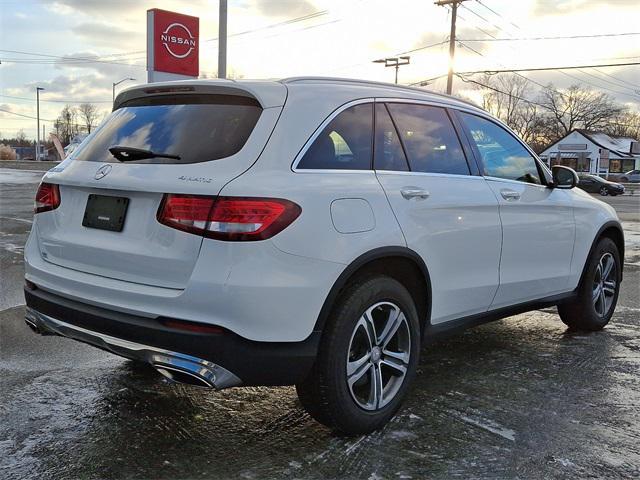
82;194;129;232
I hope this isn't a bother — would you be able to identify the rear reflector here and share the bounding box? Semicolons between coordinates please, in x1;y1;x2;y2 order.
34;182;60;214
157;195;301;241
162;318;225;335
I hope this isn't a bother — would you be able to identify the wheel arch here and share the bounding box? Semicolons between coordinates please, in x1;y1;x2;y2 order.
312;247;432;341
578;220;625;286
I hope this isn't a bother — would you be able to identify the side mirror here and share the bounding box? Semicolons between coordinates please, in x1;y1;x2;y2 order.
551;165;578;189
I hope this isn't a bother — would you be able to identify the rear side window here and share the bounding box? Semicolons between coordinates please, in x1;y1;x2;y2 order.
386;104;469;175
71;94;262;164
459;112;541;185
374;103;409;171
297;103;373;170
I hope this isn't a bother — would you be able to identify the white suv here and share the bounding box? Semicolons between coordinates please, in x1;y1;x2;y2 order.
24;77;624;434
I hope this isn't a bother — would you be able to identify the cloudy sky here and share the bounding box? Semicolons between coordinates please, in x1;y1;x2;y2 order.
1;0;639;140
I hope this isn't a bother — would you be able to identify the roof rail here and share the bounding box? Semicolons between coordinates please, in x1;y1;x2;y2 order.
279;76;480;108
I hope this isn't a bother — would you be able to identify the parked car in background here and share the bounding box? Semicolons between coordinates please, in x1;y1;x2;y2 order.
24;78;624;434
578;174;625;196
620;170;640;183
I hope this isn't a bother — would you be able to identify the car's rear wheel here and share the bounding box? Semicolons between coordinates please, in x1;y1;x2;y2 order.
558;237;621;331
296;275;420;434
620;177;629;182
599;186;609;196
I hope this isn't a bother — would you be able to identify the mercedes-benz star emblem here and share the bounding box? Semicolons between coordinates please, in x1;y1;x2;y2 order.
94;164;112;180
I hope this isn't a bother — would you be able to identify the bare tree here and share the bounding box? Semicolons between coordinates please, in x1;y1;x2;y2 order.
474;73;549;151
77;103;100;133
606;110;640;140
54;105;79;144
15;129;29;146
538;85;623;139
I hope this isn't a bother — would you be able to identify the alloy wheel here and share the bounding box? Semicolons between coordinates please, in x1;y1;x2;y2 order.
600;187;608;196
346;301;411;411
592;252;617;317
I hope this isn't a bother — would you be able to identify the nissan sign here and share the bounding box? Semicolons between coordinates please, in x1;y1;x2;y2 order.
147;8;199;81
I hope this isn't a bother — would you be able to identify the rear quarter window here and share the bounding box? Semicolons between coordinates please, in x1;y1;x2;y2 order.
71;94;262;164
297;103;373;170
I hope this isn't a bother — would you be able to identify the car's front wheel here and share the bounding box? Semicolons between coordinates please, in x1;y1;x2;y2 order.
296;275;420;434
599;186;609;196
558;237;621;331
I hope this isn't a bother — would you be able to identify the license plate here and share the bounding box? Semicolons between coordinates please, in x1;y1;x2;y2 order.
82;194;129;232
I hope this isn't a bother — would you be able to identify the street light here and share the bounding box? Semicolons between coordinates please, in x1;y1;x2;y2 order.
36;87;44;161
112;77;136;104
373;56;410;84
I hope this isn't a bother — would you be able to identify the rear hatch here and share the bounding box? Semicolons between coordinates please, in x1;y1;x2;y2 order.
36;82;286;289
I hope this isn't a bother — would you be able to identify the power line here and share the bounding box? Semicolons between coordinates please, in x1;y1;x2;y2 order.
466;61;640;74
0;94;112;104
410;61;640;85
203;9;330;42
460;3;510;36
396;40;450;56
458;32;640;42
475;0;522;30
592;67;639;89
0;49;146;67
0;108;55;122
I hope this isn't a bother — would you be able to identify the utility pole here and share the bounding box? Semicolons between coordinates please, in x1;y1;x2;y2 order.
435;0;468;94
373;56;411;84
36;86;44;161
218;0;227;78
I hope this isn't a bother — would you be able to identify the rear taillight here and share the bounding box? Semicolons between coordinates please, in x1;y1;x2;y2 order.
157;195;301;241
34;182;60;214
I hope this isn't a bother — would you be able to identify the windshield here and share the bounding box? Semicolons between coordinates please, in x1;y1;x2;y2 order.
71;94;262;164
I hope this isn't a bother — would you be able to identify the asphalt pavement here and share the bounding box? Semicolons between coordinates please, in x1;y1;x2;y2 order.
1;166;639;479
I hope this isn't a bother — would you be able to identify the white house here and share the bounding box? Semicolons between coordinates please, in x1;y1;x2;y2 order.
539;129;640;175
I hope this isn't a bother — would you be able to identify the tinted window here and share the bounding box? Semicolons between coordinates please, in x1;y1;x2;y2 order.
72;95;262;164
374;103;409;171
386;104;469;175
298;103;373;170
460;112;541;184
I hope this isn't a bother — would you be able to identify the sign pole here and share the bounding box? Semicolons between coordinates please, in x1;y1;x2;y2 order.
218;0;227;78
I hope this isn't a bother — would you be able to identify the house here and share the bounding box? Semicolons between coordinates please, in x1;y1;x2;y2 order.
539;129;640;175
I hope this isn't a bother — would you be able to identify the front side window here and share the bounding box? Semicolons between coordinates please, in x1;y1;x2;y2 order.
386;103;469;175
297;103;373;170
460;112;541;185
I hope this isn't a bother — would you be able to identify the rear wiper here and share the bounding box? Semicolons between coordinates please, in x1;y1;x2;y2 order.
108;145;181;162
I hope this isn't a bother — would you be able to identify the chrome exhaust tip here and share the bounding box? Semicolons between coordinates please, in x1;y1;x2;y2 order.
154;364;214;388
24;317;40;334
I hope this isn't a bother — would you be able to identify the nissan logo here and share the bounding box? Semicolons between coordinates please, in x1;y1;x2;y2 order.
161;23;196;59
94;164;112;180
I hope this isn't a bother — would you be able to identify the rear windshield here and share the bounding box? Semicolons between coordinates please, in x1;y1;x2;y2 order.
71;94;262;164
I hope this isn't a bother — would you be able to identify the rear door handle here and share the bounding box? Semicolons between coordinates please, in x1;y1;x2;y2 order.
401;187;430;200
500;189;521;201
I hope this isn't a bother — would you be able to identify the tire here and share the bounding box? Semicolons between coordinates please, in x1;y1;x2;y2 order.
620;177;629;183
296;275;421;434
599;187;609;196
558;237;621;331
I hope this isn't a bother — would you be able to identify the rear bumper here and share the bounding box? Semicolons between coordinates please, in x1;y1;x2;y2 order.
24;286;320;387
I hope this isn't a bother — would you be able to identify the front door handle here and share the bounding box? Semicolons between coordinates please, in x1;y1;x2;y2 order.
401;187;430;200
500;189;521;201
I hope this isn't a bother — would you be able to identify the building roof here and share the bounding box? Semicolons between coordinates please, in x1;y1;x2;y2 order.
541;129;639;159
576;129;637;158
